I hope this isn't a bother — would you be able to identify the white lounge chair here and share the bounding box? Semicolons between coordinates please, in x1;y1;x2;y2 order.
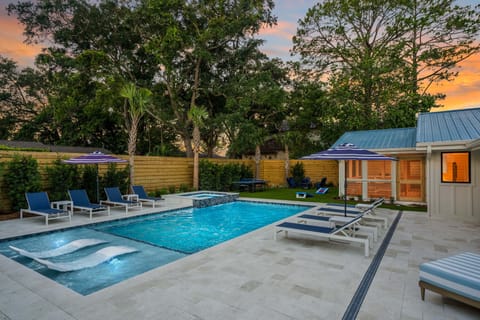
132;185;164;208
101;187;142;214
317;205;388;229
295;213;378;242
68;189;110;219
20;192;71;225
274;216;370;257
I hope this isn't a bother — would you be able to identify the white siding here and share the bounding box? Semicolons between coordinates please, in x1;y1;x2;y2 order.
430;150;480;221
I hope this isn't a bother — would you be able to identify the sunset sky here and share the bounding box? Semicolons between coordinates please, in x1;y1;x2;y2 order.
1;0;479;111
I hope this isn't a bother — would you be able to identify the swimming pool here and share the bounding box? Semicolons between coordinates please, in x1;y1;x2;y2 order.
0;201;309;295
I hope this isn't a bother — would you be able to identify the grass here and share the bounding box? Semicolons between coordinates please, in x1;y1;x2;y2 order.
239;186;428;212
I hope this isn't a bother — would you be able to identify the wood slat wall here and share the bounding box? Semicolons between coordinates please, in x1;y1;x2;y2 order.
0;151;338;212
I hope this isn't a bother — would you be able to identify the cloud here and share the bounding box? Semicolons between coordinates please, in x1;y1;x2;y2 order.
0;14;42;66
430;54;480;110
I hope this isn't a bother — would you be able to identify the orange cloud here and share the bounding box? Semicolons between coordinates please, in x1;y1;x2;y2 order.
429;53;480;111
0;16;42;66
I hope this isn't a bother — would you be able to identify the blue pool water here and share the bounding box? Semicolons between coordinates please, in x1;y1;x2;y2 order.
0;201;309;295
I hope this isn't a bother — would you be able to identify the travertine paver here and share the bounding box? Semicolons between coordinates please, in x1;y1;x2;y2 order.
0;198;478;319
358;210;480;320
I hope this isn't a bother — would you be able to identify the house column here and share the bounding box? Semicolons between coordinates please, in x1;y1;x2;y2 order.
362;161;368;201
391;161;397;201
339;160;345;197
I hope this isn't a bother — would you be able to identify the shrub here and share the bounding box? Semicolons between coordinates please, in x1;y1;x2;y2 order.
179;184;190;192
45;159;82;201
81;165;99;202
168;185;176;193
199;160;253;191
4;154;42;211
100;163;129;197
291;162;305;186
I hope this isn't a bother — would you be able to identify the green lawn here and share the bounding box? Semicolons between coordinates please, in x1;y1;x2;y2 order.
239;186;427;212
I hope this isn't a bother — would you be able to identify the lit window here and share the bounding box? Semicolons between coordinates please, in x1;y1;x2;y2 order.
347;160;361;179
441;152;470;183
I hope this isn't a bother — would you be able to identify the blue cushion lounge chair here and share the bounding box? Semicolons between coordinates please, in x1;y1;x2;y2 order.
419;252;480;309
21;192;71;225
295;214;378;242
101;187;142;214
326;198;385;213
68;189;110;219
317;205;388;229
286;177;297;188
274;215;370;257
132;185;164;208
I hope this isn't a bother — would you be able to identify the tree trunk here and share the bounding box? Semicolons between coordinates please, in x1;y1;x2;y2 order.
284;143;290;180
128;118;139;190
192;126;200;190
255;145;261;179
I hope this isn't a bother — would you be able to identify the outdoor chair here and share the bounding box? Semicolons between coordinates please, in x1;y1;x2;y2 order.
21;192;71;225
286;177;297;188
419;252;480;309
317;206;388;229
68;189;110;219
274;215;370;257
301;177;313;189
132;185;164;208
295;213;378;242
101;187;142;214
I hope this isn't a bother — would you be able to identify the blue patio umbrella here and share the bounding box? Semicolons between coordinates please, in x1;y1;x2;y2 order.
301;143;396;215
63;151;127;202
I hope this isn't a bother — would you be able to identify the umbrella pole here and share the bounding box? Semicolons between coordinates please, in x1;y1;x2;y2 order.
344;161;347;217
96;164;100;203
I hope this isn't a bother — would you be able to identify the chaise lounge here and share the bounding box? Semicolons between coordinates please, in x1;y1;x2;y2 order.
132;185;165;208
68;189;110;219
101;187;142;214
21;192;71;225
317;204;388;229
419;252;480;309
274;215;370;257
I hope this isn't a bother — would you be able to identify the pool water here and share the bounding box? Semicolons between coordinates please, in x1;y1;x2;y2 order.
0;201;309;295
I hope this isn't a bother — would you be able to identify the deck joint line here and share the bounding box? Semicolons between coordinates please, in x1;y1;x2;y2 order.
341;210;403;320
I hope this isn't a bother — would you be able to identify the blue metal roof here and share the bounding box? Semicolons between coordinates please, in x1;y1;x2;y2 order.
332;107;480;150
416;107;480;143
333;127;417;150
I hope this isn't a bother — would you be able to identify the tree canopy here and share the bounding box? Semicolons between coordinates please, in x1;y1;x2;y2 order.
3;0;479;158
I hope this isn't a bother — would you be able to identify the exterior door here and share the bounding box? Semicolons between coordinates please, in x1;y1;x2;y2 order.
397;157;425;202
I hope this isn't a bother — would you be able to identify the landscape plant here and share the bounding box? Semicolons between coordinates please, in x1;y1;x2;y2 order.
3;154;41;211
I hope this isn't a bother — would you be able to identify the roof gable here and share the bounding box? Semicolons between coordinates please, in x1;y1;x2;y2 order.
333;127;417;150
416;107;480;143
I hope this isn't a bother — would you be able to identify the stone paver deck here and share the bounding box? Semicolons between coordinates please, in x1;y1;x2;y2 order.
0;196;479;319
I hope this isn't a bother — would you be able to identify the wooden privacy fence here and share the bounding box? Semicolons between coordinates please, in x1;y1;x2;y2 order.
0;151;338;212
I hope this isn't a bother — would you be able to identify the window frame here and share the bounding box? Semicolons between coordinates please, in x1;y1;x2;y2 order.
441;151;471;184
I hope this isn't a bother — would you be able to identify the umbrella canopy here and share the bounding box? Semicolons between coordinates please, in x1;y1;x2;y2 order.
63;151;127;202
301;143;396;215
63;151;127;165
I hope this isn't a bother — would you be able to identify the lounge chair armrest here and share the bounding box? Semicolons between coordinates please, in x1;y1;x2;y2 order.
122;194;139;202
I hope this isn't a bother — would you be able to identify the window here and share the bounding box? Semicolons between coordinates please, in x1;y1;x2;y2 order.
347;160;361;179
441;152;470;183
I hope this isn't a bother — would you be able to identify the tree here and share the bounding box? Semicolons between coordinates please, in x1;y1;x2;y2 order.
141;0;277;157
8;0;158;152
120;82;152;187
0;55;48;139
292;0;480;137
188;105;208;190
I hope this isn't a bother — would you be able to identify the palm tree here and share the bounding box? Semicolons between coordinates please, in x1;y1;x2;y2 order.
120;83;152;189
188;105;208;190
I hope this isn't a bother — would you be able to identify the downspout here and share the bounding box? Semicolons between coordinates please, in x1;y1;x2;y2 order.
426;145;432;217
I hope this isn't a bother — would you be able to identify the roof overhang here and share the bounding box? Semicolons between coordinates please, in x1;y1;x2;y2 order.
367;147;420;155
416;139;478;152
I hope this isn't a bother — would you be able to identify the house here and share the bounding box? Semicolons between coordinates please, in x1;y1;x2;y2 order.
332;107;480;221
